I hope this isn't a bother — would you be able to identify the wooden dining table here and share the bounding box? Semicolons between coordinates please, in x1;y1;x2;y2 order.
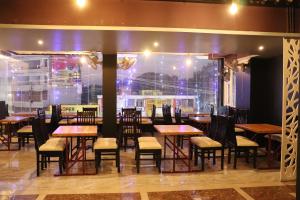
235;123;282;169
52;125;98;175
0;116;29;151
154;125;203;173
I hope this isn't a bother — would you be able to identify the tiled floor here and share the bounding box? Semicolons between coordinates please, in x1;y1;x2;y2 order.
0;135;296;200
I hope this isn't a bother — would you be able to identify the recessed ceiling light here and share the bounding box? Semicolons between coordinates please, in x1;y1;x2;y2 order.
143;49;151;57
37;40;44;45
153;42;159;47
229;2;238;15
258;45;265;51
76;0;87;8
186;58;192;66
172;66;176;70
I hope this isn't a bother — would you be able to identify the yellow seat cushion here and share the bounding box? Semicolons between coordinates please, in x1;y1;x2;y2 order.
191;136;222;148
39;141;65;151
58;119;68;125
138;137;157;143
94;138;117;149
236;136;259;147
139;141;162;150
235;127;245;133
17;125;32;134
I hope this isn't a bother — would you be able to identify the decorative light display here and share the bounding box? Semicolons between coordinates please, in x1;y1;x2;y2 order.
117;56;137;70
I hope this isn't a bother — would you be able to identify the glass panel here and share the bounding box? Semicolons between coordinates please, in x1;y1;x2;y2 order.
116;53;220;117
0;53;103;116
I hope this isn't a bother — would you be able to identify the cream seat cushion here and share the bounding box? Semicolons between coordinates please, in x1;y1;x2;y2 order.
17;125;32;134
191;136;221;148
45;119;51;124
94;138;117;149
236;136;259;147
138;137;157;143
139;141;162;150
48;137;66;144
39;140;65;151
58;119;68;125
235;127;245;133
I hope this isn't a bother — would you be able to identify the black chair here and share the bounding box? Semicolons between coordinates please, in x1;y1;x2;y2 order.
227;117;258;169
136;136;162;173
32;117;66;176
120;111;141;151
191;115;226;171
94;132;121;173
77;111;96;125
162;104;172;124
151;104;164;125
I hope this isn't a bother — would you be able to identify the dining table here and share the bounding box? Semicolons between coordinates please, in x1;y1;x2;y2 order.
52;125;98;175
235;123;282;169
154;125;203;173
189;116;211;133
0;116;29;151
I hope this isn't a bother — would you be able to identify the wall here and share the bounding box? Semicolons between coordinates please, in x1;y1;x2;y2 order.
249;56;283;125
235;67;251;109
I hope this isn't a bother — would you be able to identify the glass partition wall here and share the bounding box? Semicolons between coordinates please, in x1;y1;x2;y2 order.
0;53;103;116
116;53;221;117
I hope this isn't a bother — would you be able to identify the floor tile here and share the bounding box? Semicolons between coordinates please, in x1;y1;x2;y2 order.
241;185;296;200
43;193;141;200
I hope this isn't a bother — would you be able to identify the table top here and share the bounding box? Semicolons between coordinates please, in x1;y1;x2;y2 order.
235;124;282;134
11;112;37;117
52;126;98;137
154;125;203;136
0;116;29;123
189;116;211;124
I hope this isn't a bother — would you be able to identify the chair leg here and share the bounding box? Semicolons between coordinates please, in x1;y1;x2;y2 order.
253;148;257;169
117;150;120;173
157;151;161;173
213;150;216;165
245;149;249;163
234;149;238;169
36;153;40;176
194;146;198;166
124;136;128;152
221;148;224;170
228;147;231;164
189;143;193;160
201;149;205;171
59;155;63;175
136;150;140;173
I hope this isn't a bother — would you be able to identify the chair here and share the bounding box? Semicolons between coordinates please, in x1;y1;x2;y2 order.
162;104;173;124
94;136;120;173
83;107;98;116
227;117;258;169
120;111;141;151
32;117;66;176
136;136;162;173
76;111;96;125
191;115;226;171
151;104;164;125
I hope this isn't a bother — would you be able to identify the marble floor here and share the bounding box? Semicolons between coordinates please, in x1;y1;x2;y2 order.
0;137;296;200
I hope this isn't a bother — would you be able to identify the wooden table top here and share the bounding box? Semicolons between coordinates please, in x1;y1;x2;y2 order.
154;125;203;136
52;126;98;137
0;116;29;123
189;116;211;124
11;112;36;117
235;124;282;134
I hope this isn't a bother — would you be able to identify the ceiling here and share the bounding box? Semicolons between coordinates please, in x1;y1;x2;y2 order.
0;26;295;57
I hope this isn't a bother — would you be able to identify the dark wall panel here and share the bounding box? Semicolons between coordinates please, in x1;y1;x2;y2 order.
249;56;282;125
236;68;251;109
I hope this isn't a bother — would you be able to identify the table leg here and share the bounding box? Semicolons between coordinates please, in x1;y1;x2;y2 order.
163;136;166;159
82;137;86;174
267;134;272;168
172;136;176;172
65;137;70;175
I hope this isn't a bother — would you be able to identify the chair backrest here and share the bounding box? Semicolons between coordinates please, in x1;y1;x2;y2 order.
162;104;172;124
135;110;142;125
225;116;237;147
5;104;9;117
77;111;96;125
209;104;214;116
37;108;46;123
151;104;156;122
235;109;248;124
83;107;98;116
214;115;230;146
120;110;139;135
174;107;181;124
121;107;136;116
32;117;46;151
208;115;218;139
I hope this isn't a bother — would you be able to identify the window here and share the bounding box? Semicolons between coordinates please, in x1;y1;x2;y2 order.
116;53;221;116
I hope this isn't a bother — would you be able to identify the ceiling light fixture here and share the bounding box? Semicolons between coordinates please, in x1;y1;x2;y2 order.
229;2;238;15
258;45;265;51
80;56;87;64
37;40;44;45
153;42;159;47
76;0;87;8
172;66;176;70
